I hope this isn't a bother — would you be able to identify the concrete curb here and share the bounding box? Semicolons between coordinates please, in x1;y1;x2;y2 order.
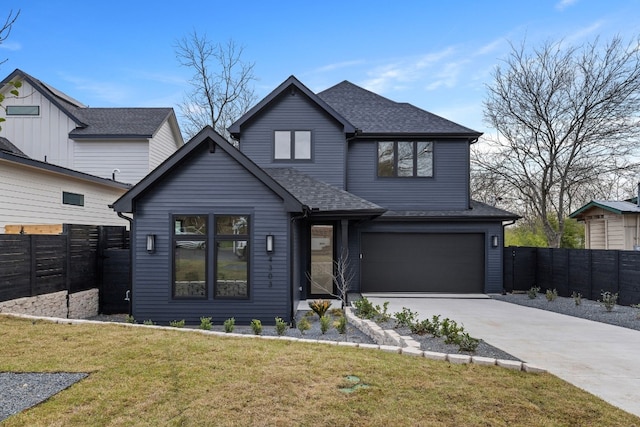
1;312;547;374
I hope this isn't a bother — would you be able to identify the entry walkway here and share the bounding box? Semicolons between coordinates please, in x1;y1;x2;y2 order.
364;295;640;418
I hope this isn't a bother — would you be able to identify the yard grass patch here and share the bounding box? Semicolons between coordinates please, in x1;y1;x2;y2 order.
1;316;638;426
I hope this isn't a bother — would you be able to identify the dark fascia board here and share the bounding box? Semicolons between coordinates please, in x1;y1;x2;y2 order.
111;126;304;213
1;69;87;127
308;208;387;219
355;132;483;142
569;200;638;218
71;134;153;140
0;150;131;190
376;214;520;222
228;75;356;138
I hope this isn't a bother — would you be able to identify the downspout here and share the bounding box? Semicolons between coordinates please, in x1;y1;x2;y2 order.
116;211;134;316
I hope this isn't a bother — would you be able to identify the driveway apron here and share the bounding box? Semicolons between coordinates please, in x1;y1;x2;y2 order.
364;295;640;418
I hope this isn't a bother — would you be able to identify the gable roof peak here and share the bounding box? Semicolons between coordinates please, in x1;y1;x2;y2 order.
228;76;355;137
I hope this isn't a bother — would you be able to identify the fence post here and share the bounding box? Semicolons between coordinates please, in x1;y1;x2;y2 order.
29;235;36;297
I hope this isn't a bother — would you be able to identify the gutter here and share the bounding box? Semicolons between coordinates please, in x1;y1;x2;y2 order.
115;210;134;316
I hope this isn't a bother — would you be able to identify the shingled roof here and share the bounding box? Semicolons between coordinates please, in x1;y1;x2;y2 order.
380;200;520;221
265;167;386;217
69;108;174;139
1;69;180;141
0;136;27;157
317;81;481;138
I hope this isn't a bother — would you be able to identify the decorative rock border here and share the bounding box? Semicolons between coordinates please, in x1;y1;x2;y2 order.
0;310;546;374
344;308;547;373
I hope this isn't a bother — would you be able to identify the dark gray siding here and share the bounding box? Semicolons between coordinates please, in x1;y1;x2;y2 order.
239;91;347;188
349;220;505;294
346;139;470;210
131;143;292;325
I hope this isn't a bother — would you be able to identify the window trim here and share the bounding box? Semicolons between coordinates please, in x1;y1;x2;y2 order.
214;214;250;300
273;130;312;161
62;191;84;207
376;140;434;178
172;214;208;300
6;105;40;116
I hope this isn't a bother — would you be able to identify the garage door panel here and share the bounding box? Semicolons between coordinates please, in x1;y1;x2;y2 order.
361;233;484;293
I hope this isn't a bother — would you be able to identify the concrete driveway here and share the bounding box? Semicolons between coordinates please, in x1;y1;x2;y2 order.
364;294;640;418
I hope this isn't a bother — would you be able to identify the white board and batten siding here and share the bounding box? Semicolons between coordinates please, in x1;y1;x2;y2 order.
149;119;182;171
73;141;149;185
0;79;77;167
0;160;128;233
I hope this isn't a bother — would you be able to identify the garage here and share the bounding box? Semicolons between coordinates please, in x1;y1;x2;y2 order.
360;233;485;293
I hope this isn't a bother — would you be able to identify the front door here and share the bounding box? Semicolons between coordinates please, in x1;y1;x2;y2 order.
309;224;334;297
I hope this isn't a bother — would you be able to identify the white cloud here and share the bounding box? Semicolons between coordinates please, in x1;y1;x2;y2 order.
565;20;604;43
60;74;129;105
556;0;578;11
0;41;21;51
360;47;457;93
312;60;365;74
474;38;505;56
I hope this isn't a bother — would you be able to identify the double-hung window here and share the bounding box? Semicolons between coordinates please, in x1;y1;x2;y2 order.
377;141;433;177
274;130;311;160
173;215;207;299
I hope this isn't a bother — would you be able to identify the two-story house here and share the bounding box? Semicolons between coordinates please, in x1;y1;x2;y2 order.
0;69;183;233
111;76;518;324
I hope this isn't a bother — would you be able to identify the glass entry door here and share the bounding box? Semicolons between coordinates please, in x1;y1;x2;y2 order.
310;225;334;296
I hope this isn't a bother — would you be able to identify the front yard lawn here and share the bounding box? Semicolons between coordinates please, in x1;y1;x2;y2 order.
1;316;638;426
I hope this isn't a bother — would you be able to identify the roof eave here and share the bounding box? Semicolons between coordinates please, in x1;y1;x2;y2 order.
355;132;482;142
70;134;153;140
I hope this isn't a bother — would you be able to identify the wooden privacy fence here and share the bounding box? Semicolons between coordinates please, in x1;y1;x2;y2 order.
504;246;640;305
0;224;128;303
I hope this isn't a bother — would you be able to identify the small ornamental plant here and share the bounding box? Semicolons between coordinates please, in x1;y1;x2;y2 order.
572;291;582;306
545;289;558;302
297;317;311;335
125;315;136;324
250;319;263;335
527;286;541;299
169;319;185;328
143;319;155;326
319;315;331;334
275;317;287;336
199;316;212;330
309;300;332;318
599;291;618;312
394;307;418;328
223;317;235;333
334;316;347;334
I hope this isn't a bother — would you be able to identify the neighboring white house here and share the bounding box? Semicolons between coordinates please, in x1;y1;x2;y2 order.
0;69;183;185
0;69;184;233
0;139;131;233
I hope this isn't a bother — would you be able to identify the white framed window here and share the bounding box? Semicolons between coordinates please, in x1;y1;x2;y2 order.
274;130;311;160
6;105;40;116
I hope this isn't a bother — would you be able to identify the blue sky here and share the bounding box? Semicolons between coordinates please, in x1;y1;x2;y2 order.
3;0;640;135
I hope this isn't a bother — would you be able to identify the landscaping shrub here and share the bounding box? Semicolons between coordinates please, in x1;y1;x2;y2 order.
223;317;235;333
320;315;331;334
250;319;262;335
353;297;378;319
394;307;418;328
169;319;185;328
297;317;311;334
572;291;582;306
275;317;287;336
308;299;332;318
527;286;540;299
199;317;212;330
334;316;347;334
545;289;558;302
599;291;618;312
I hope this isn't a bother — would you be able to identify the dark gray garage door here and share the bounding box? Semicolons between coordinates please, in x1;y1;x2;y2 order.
360;233;485;293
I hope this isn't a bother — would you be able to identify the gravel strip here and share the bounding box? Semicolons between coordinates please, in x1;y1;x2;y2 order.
491;292;640;331
0;372;87;422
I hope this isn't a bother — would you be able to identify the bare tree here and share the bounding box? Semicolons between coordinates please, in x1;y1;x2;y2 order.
175;32;257;141
0;9;20;131
475;36;640;247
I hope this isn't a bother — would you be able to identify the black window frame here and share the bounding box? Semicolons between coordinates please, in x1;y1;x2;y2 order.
6;105;40;116
214;214;250;300
376;140;433;178
172;215;208;300
273;130;312;161
62;191;84;206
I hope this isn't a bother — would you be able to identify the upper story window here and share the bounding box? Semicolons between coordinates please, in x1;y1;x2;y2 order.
274;130;311;160
62;191;84;206
6;105;40;116
377;141;433;177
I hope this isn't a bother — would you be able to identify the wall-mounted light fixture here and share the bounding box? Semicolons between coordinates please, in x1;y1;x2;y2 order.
266;234;274;254
491;235;499;248
146;234;156;253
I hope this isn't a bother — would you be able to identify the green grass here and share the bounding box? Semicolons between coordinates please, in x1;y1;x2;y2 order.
1;316;638;426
